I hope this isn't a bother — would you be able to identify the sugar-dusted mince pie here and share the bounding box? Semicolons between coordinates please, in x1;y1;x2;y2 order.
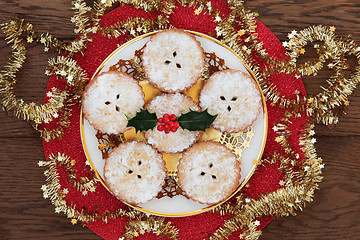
177;141;241;205
142;29;205;93
199;69;262;133
144;93;201;153
82;71;145;134
103;141;166;205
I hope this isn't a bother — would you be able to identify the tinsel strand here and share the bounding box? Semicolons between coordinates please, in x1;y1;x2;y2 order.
39;152;139;222
123;215;179;239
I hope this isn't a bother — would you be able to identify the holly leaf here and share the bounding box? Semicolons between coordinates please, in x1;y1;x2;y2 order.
177;109;217;131
127;109;157;132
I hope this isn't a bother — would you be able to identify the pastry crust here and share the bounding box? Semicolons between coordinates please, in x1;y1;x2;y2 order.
82;71;145;134
199;69;262;133
177;141;241;205
142;29;205;93
103;141;166;205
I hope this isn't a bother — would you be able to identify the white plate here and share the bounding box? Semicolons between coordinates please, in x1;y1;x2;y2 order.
80;31;268;217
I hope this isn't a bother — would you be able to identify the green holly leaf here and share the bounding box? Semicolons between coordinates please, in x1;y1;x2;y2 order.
127;109;157;132
177;109;217;131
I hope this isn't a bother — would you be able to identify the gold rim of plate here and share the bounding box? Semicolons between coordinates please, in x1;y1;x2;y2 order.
80;30;268;217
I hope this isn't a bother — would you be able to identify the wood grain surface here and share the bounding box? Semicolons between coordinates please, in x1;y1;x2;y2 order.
0;0;359;239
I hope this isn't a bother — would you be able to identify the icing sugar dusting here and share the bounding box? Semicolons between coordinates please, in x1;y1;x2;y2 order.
177;142;241;204
200;69;262;133
104;141;166;205
142;29;205;92
82;71;144;134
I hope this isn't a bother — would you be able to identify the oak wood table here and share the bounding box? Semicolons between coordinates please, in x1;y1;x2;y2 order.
0;1;359;239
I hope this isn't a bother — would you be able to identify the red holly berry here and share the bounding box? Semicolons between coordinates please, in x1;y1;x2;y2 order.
170;114;176;121
157;124;165;131
157;113;180;133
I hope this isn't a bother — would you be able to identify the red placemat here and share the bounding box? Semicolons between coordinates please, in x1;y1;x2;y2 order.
39;1;315;239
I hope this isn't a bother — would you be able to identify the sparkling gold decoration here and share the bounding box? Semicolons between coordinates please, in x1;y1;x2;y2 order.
237;221;262;240
32;87;74;142
110;48;147;82
259;25;360;125
46;56;89;97
101;17;166;39
123;214;179;239
0;18;88;142
95;131;126;159
39;152;139;223
156;175;187;199
218;127;254;160
238;29;246;36
0;19;68;123
47;153;98;196
1;0;359;239
210;123;322;239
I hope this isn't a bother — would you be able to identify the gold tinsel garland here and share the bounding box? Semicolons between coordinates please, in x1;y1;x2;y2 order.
1;0;359;239
0;18;81;142
0;19;67;122
46;56;89;97
124;215;180;239
38;152;141;223
258;25;359;125
31;88;74;141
